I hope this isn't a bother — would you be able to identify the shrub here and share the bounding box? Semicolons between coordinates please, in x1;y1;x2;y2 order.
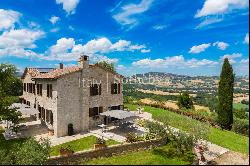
6;138;51;165
232;118;249;136
143;120;171;141
95;137;106;145
233;109;249;120
177;92;194;109
126;133;138;143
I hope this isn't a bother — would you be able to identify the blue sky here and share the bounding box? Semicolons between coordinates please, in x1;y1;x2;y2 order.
0;0;249;76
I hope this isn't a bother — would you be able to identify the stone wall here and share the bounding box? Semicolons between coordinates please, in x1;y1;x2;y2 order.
56;71;83;137
47;139;166;165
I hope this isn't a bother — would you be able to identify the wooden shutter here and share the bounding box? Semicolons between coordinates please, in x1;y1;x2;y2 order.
118;83;121;94
98;84;101;95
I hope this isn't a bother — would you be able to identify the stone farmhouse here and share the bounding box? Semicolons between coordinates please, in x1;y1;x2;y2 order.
21;55;123;137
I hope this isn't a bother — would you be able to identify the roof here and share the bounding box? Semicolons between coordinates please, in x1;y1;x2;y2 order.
21;67;55;79
33;66;82;79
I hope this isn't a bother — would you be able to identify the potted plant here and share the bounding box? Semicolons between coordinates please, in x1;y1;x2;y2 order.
48;126;54;136
59;145;74;157
94;137;107;150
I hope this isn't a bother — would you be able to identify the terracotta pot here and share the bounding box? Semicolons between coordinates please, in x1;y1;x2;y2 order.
48;130;54;136
94;143;106;150
59;148;74;157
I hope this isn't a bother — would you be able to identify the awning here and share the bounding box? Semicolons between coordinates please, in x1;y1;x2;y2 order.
100;110;136;119
9;103;39;117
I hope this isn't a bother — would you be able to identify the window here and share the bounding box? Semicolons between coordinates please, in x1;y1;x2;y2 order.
46;110;50;123
23;83;26;92
32;84;36;94
89;107;103;117
37;84;42;96
111;83;121;94
47;84;52;98
50;111;53;125
90;84;101;96
38;105;41;119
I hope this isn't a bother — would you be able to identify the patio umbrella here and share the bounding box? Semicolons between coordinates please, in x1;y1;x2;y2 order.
9;103;29;109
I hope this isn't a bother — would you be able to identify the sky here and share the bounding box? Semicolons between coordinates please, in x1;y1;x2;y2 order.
0;0;249;76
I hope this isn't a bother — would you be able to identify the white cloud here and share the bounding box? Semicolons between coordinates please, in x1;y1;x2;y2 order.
132;55;218;68
56;0;80;15
213;41;229;50
82;37;147;54
49;16;60;24
112;0;154;29
244;33;249;44
117;64;126;70
195;0;249;18
69;25;74;30
0;29;44;49
240;58;249;64
41;37;147;62
110;40;131;51
0;9;21;31
50;28;60;33
152;25;167;30
50;38;75;54
220;53;242;63
141;49;151;53
0;29;45;58
189;43;211;54
195;17;223;29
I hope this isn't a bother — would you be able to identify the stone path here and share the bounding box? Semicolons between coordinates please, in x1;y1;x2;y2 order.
209;151;249;165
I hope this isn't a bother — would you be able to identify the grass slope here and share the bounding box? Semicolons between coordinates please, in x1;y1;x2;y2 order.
50;135;119;156
125;104;249;154
81;145;192;165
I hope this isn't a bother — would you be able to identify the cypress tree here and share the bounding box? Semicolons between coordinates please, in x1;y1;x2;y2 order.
217;58;234;129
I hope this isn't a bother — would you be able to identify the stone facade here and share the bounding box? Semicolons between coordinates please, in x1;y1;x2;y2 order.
21;55;123;137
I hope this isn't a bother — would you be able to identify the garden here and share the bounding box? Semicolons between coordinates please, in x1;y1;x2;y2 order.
50;136;119;156
125;103;249;154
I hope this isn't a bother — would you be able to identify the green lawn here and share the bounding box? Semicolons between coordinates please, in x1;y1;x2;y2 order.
233;103;249;110
80;144;192;165
125;104;249;154
50;135;119;156
0;127;26;155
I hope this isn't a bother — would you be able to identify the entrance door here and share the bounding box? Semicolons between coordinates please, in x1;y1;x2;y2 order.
68;124;74;136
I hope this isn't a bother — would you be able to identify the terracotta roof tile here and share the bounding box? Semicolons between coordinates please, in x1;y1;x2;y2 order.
33;66;82;79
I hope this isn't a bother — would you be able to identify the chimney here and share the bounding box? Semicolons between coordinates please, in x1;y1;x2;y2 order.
59;63;64;69
78;55;89;68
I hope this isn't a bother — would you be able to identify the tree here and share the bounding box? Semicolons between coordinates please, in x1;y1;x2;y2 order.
95;61;116;72
0;63;22;96
0;138;51;165
0;63;23;130
177;92;194;109
217;58;234;130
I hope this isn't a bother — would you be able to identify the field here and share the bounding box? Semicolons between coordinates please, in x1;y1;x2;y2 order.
125;104;249;154
233;103;249;110
140;98;210;111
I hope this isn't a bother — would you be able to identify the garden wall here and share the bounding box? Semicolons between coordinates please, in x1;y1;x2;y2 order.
47;139;166;165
